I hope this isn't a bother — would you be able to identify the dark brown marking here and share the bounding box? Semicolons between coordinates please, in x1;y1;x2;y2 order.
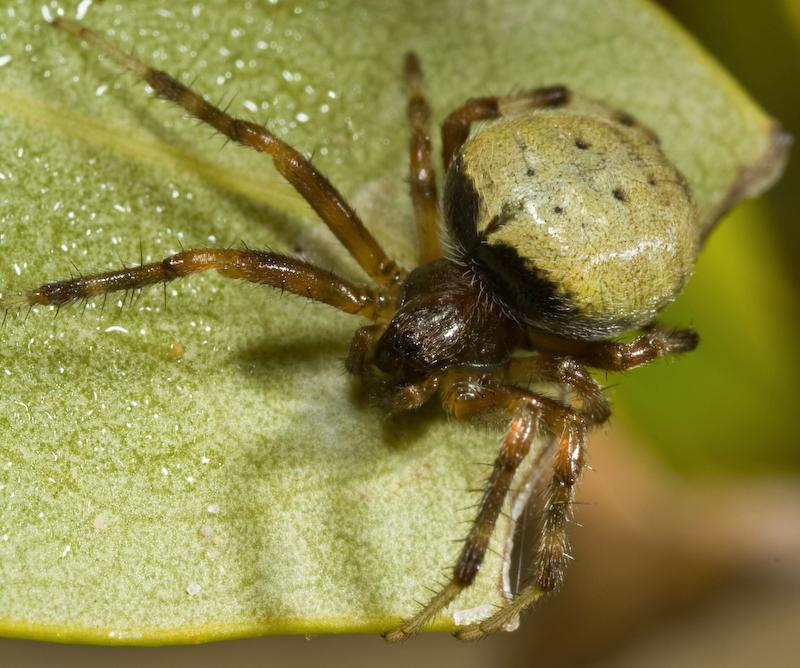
575;138;590;149
615;111;636;127
470;236;581;335
484;213;510;236
612;187;627;201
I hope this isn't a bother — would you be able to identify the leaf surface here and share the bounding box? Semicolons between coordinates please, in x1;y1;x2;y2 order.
0;0;786;644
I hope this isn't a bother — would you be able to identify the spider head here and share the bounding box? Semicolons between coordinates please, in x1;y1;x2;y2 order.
374;297;463;375
372;260;518;378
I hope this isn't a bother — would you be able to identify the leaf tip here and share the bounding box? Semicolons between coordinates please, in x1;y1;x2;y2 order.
702;119;793;239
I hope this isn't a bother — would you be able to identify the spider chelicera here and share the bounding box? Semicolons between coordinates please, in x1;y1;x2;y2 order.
12;18;702;641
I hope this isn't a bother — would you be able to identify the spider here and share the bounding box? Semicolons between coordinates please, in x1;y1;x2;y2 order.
10;18;701;641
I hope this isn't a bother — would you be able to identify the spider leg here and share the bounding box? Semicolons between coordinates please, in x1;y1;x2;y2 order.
504;354;610;424
391;373;441;413
51;18;406;288
452;330;697;641
525;324;699;372
441;86;569;170
384;378;575;642
404;52;442;264
3;248;393;321
456;418;587;641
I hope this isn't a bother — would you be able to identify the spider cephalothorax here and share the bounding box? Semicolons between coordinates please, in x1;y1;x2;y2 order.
7;18;701;641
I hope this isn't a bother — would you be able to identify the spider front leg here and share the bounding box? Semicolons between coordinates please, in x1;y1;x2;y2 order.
404;52;442;264
384;379;577;642
441;86;569;169
52;18;406;288
2;248;394;321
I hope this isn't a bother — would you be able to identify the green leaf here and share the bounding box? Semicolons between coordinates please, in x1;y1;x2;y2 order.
0;0;787;644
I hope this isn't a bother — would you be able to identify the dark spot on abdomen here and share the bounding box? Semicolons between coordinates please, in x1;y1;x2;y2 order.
615;112;636;127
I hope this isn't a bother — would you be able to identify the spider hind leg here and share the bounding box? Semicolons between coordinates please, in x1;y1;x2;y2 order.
384;377;584;642
457;419;587;641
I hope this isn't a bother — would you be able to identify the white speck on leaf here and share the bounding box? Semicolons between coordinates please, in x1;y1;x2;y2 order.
75;0;93;21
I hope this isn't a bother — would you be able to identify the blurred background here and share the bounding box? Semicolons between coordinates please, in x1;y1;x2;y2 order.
3;1;799;665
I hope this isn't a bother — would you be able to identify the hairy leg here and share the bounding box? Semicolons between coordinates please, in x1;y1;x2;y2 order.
456;419;587;640
525;324;699;371
52;18;406;287
441;86;569;169
384;378;578;642
2;248;393;321
404;52;442;263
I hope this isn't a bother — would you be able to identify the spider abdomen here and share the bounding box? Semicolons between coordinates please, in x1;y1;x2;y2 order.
444;98;700;340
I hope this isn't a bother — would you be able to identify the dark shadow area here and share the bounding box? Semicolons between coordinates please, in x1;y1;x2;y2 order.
233;334;348;378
